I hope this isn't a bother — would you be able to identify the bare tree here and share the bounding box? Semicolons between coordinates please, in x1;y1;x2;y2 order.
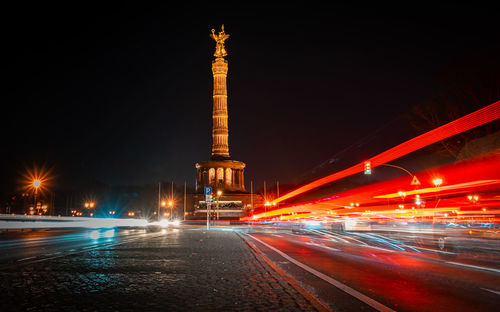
411;56;500;159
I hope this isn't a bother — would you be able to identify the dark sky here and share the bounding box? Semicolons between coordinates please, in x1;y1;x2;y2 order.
2;2;499;195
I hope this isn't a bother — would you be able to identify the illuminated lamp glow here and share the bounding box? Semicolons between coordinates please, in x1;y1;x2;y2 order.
433;178;443;187
273;101;500;203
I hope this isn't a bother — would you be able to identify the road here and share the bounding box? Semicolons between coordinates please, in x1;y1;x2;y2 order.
242;225;500;312
1;225;499;311
0;228;155;267
0;226;321;311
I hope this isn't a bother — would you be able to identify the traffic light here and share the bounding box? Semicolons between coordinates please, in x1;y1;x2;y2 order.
364;161;371;175
210;193;214;202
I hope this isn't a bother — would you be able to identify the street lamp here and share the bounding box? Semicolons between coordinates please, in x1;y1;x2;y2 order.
168;201;173;220
432;178;443;208
33;179;41;214
84;201;96;217
433;178;443;187
216;190;222;221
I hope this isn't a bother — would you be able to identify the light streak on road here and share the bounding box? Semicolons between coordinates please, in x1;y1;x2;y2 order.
246;234;397;312
0;216;149;230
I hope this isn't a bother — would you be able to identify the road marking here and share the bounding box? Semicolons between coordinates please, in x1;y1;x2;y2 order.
482;288;500;295
414;246;455;255
17;256;37;262
326;231;368;245
305;242;340;252
248;234;396;312
445;261;500;274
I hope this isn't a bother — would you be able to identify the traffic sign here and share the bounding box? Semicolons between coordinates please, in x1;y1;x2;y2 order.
205;187;212;195
411;175;421;186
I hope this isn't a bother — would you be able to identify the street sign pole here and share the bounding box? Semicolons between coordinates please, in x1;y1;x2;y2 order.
207;202;211;230
205;187;212;230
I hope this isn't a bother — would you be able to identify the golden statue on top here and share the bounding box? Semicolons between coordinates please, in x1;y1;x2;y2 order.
210;25;230;58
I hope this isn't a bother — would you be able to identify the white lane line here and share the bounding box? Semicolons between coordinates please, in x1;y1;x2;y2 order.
445;261;500;274
305;242;340;252
482;288;500;295
248;234;396;312
327;231;368;245
414;246;455;255
17;256;37;262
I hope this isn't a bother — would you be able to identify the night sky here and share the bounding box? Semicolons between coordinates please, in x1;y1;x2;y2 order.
2;3;499;196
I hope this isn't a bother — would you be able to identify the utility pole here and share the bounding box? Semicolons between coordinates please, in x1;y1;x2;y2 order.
250;180;254;212
276;181;279;209
263;180;266;201
171;181;174;219
183;181;186;221
158;182;161;221
50;191;55;216
65;195;69;216
263;180;266;213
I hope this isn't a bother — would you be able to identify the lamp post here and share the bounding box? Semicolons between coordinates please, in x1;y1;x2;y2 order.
432;178;443;188
432;178;443;208
85;201;95;217
216;190;222;221
168;201;173;220
161;201;166;219
33;179;41;214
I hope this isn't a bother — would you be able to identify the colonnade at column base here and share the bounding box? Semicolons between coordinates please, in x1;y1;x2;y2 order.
195;160;246;193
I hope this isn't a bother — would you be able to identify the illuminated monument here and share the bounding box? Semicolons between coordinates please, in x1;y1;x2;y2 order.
192;26;259;218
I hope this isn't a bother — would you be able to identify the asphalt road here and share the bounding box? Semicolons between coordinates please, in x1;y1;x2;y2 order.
242;225;500;312
0;228;155;267
1;225;499;311
0;226;321;311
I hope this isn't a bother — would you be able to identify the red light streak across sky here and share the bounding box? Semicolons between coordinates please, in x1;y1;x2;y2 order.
247;152;500;221
274;101;500;204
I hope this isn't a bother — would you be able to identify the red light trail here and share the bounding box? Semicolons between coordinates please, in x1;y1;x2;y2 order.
273;101;500;204
247;152;500;222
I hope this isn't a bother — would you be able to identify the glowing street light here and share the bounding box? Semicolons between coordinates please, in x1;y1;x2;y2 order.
433;178;443;187
216;190;222;221
84;201;96;217
32;179;42;214
33;179;41;189
432;178;443;209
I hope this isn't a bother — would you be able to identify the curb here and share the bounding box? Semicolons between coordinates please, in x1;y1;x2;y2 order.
237;232;333;312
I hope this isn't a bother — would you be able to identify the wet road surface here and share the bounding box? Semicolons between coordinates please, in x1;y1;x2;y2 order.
242;225;500;312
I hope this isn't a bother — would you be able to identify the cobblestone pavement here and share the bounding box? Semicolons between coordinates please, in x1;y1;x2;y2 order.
0;227;319;311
